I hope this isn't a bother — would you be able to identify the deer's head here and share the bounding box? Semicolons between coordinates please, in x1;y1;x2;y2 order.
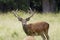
12;8;35;25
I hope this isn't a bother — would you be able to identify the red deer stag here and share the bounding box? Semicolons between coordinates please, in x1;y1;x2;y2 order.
12;8;49;40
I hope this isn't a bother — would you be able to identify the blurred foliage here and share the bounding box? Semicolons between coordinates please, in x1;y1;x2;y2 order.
0;0;60;12
0;0;29;12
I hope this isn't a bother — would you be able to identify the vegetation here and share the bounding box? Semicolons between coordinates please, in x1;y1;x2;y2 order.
0;0;60;12
0;11;60;40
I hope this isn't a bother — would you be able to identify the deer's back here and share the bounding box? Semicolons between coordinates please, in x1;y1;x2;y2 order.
27;22;49;32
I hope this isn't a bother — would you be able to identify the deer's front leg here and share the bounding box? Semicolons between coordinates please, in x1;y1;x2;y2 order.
40;33;46;40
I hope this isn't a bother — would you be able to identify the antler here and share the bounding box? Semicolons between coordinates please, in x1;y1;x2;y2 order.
27;7;35;18
12;9;23;21
12;8;35;21
26;7;35;21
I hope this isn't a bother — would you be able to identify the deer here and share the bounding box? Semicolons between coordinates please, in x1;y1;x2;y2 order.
12;8;49;40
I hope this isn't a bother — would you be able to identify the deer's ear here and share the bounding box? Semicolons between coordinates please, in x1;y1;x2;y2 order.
18;17;23;21
26;17;30;21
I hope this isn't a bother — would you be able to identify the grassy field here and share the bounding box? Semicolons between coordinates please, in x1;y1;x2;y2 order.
0;11;60;40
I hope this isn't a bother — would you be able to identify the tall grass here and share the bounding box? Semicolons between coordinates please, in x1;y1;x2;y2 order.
0;12;60;40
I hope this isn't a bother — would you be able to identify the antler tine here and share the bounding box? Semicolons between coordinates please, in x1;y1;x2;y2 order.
27;7;35;18
12;9;23;21
12;9;19;18
29;7;33;13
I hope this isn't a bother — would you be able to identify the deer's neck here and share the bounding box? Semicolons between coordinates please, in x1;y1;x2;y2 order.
22;24;28;35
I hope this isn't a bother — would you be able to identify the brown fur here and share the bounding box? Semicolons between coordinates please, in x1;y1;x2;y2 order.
24;22;49;40
27;22;49;35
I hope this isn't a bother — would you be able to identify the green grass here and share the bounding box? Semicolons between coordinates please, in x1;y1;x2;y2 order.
0;12;60;40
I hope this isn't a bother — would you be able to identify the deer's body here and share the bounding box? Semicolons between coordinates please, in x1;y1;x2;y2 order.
23;22;49;36
12;8;49;40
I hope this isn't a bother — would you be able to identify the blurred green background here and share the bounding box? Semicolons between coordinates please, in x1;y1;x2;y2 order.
0;11;60;40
